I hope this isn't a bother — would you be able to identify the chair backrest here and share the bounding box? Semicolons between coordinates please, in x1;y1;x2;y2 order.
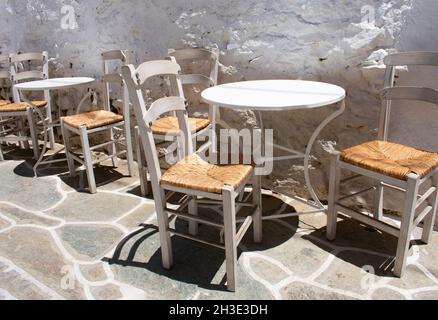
122;60;192;195
101;49;130;114
10;51;49;102
0;54;11;101
168;48;219;86
378;52;438;141
168;48;219;121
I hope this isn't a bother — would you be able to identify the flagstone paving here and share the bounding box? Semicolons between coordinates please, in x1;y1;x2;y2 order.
0;151;438;300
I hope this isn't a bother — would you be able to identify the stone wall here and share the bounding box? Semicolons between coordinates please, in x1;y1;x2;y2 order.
2;0;438;223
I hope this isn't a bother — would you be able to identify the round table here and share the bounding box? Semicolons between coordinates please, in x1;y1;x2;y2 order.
15;77;95;175
202;79;346;214
15;77;95;91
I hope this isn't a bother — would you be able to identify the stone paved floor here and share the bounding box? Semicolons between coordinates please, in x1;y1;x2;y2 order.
1;148;438;300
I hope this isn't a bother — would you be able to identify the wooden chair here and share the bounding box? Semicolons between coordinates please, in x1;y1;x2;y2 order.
0;54;11;101
0;52;51;160
61;50;134;194
168;47;220;151
122;59;262;291
136;48;220;196
327;52;438;277
0;54;13;159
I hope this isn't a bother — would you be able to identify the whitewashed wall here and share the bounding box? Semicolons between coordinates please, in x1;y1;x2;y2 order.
2;0;438;223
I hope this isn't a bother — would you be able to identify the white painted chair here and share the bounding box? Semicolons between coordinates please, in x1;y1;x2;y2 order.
122;59;262;291
0;54;14;158
327;52;438;277
0;54;11;101
136;48;220;196
61;50;134;194
0;52;51;160
168;47;220;150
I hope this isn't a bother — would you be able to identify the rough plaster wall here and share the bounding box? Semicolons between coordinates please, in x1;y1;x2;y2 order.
394;0;438;152
2;0;434;215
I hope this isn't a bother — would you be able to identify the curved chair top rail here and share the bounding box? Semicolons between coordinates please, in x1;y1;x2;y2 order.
10;52;48;64
144;96;187;125
130;60;181;86
101;73;123;84
0;54;10;64
168;47;219;62
0;55;10;79
101;49;130;63
12;70;46;82
384;52;438;67
381;86;438;106
0;71;10;79
179;74;215;86
10;51;49;83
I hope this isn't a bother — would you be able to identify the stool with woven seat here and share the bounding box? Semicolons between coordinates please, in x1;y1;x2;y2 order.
327;52;438;277
123;60;262;292
61;50;134;194
0;101;49;160
0;52;51;160
151;116;211;136
136;48;220;196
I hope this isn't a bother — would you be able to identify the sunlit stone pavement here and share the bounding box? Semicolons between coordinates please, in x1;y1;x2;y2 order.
1;148;438;300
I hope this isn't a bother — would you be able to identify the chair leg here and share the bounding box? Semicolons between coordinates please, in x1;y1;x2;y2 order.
188;196;199;236
0;143;4;161
79;126;97;194
61;120;76;177
124;123;135;177
135;127;149;196
223;186;237;292
210;123;218;155
27;108;40;160
422;173;438;244
394;175;420;277
155;188;173;269
177;135;184;161
374;182;384;220
109;127;118;168
18;117;29;150
252;174;263;243
327;153;341;241
44;90;56;150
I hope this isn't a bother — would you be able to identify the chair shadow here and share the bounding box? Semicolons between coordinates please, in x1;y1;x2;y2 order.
59;165;127;193
104;223;231;291
125;182;154;200
5;145;71;178
12;154;72;178
304;216;409;277
104;193;299;291
5;144;130;192
3;146;35;161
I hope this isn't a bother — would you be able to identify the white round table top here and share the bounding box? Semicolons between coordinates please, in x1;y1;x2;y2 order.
202;80;346;111
15;77;95;91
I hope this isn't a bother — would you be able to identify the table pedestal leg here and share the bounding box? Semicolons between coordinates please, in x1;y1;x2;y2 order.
44;89;56;149
254;100;346;218
304;100;346;209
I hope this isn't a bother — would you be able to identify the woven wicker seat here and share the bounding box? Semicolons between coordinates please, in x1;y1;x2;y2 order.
151;116;210;136
161;153;254;194
63;110;124;130
0;100;47;112
341;140;438;180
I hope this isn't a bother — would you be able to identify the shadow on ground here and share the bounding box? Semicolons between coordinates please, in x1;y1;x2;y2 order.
59;166;126;192
105;193;299;291
304;216;403;277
